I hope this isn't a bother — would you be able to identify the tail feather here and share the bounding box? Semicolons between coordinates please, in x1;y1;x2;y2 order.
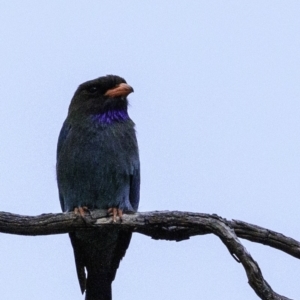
69;230;132;300
85;270;113;300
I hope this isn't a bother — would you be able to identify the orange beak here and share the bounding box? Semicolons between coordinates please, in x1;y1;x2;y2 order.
104;83;134;98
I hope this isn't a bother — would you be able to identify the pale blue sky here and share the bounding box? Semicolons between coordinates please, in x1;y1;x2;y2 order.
0;1;299;299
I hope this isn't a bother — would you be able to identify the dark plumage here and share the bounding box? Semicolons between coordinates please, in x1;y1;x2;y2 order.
56;75;140;300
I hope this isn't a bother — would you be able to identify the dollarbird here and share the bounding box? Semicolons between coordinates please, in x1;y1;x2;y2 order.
56;75;140;300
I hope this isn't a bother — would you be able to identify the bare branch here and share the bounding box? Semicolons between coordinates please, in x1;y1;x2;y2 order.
0;210;296;300
230;219;300;259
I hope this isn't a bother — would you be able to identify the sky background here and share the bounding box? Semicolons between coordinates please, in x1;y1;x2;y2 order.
0;1;299;299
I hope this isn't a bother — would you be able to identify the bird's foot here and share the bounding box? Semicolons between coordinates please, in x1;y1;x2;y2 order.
108;207;123;223
74;206;89;218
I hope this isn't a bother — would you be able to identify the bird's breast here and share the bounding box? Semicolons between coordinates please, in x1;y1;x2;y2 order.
57;120;138;211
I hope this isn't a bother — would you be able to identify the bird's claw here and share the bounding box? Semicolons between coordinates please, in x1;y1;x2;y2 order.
108;208;123;222
74;206;89;218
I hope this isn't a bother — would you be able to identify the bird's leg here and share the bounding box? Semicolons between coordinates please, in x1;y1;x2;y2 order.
74;206;89;218
108;207;123;222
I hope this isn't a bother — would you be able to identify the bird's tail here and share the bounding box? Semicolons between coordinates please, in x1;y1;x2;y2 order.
69;230;132;300
85;269;113;300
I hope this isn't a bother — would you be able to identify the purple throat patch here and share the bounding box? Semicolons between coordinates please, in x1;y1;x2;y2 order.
92;110;129;124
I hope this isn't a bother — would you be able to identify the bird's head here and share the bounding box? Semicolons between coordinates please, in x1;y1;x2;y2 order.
68;75;134;123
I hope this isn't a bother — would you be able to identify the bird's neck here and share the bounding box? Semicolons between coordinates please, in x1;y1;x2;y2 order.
91;108;129;125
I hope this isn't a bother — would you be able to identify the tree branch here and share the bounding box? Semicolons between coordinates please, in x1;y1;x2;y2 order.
0;210;296;300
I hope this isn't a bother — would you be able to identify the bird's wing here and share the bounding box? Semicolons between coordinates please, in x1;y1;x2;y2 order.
110;231;132;281
57;119;71;160
110;153;139;282
56;120;72;211
129;158;140;211
69;232;87;294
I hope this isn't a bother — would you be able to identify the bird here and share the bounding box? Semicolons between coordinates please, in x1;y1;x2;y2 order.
56;75;140;300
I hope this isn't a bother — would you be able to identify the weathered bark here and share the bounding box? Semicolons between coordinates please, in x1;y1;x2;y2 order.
0;210;296;300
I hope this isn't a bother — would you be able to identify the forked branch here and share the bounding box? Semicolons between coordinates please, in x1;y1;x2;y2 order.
0;210;297;300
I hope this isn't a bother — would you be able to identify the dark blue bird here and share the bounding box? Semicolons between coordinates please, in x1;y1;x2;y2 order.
56;75;140;300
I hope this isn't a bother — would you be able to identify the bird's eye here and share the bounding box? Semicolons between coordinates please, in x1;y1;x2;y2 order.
87;86;98;93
